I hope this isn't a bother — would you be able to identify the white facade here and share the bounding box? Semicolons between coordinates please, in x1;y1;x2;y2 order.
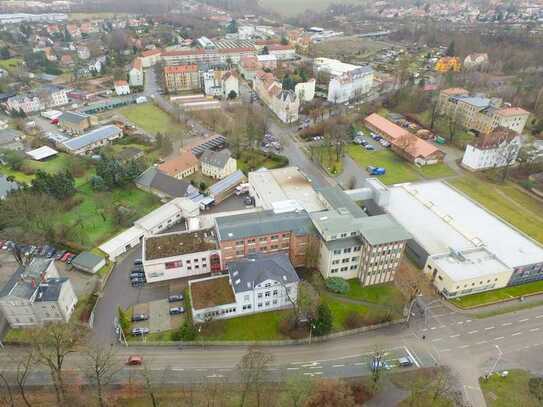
203;70;239;98
268;47;296;61
140;50;162;68
6;95;42;114
327;68;373;104
47;88;69;108
462;136;521;171
294;79;316;102
129;66;144;87
114;81;131;96
201;157;237;179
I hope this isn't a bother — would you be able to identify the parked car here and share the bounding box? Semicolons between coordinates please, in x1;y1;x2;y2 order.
60;252;72;262
380;139;391;148
66;254;76;264
370;359;391;372
132;314;148;322
133;264;144;272
371;133;382;141
367;166;386;176
169;307;185;315
131;327;150;336
130;271;145;279
46;247;56;258
134;259;143;266
127;355;143;366
168;294;184;303
398;357;413;367
55;250;67;260
364;144;375;151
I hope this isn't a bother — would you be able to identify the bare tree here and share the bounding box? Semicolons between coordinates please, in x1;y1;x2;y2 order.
283;280;319;326
281;374;313;407
237;347;273;407
0;370;15;407
83;344;122;407
141;365;161;407
13;350;36;407
31;322;88;406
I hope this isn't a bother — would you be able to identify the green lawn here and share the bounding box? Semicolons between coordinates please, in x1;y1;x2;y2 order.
342;280;406;308
0;58;23;73
322;294;371;331
237;149;288;174
346;144;422;185
118;103;184;136
452;280;543;308
201;310;290;341
59;183;161;249
415;162;456;178
310;145;343;176
449;175;543;244
480;370;541;407
0;164;34;183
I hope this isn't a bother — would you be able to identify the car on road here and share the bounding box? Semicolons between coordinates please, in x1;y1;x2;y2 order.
169;307;185;315
127;355;143;366
370;359;391;371
66;253;76;264
132;314;148;322
168;294;184;303
45;246;56;258
398;357;413;367
131;327;150;336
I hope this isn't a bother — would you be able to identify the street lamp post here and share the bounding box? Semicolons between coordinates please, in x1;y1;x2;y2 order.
309;323;316;344
486;345;503;378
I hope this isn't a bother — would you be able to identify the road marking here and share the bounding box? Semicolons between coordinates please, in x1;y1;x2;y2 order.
206;374;224;378
430;327;437;330
267;368;279;371
440;348;451;352
468;330;479;334
309;366;321;369
459;345;470;349
303;372;323;376
421;328;428;332
466;319;472;323
439;325;446;329
485;326;495;330
432;338;443;342
530;328;540;332
332;364;344;368
302;363;319;367
457;321;464;325
354;362;364;366
196;369;207;371
494;337;505;341
476;341;488;345
511;332;522;336
519;318;529;322
449;334;460;338
287;367;300;370
502;322;512;326
171;368;184;371
535;315;543;319
404;346;421;368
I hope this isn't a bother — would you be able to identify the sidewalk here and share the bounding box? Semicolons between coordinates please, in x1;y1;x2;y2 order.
440;291;543;316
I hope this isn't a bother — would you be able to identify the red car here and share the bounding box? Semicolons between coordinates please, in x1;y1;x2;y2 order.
127;355;143;366
60;252;72;262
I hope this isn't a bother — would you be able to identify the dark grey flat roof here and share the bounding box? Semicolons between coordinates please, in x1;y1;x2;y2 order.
215;209;313;241
34;278;69;302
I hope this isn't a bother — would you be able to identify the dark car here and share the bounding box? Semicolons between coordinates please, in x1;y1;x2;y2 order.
131;313;148;322
168;294;184;303
66;253;76;264
169;307;185;315
130;271;145;279
133;264;144;272
46;247;56;258
55;250;67;260
134;259;143;266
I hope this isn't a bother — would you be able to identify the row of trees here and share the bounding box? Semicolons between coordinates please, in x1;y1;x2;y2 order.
93;156;146;191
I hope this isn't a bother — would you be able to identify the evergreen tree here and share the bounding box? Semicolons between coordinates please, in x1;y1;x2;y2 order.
313;303;333;336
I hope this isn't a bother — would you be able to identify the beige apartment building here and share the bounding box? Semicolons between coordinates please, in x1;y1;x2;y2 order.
164;64;200;93
438;88;530;135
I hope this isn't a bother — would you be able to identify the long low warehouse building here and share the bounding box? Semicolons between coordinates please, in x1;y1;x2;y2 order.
384;181;543;298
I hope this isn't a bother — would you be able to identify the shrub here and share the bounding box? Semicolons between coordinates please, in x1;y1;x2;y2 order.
313;303;333;336
173;321;198;341
345;312;365;329
350;383;372;404
529;377;543;401
325;277;350;294
279;314;308;339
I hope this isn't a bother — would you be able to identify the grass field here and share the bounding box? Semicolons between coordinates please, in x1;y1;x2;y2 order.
311;145;343;175
0;58;23;73
452;280;543;308
237;149;288;174
416;163;456;178
449;175;543;244
346;145;421;185
480;370;541;407
60;183;161;248
322;294;370;331
202;310;290;341
118;103;184;136
343;280;406;308
310;37;391;61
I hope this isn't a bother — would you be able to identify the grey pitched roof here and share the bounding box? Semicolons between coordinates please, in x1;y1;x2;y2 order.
116;147;142;161
71;251;104;271
227;253;299;293
59;111;90;125
0;175;18;199
215;209;314;241
63;125;121;152
136;167;194;198
200;148;231;169
34;278;69;302
208;170;245;196
0;258;53;299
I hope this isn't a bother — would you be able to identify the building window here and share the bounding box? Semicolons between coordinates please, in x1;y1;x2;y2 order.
350;265;357;270
265;291;271;297
258;303;262;308
342;258;349;264
236;240;244;245
351;257;359;262
257;293;262;298
331;268;338;273
259;237;267;242
354;246;361;251
165;260;182;269
333;250;341;255
271;235;278;240
340;266;348;271
332;260;340;265
273;299;278;305
273;290;278;296
344;248;352;254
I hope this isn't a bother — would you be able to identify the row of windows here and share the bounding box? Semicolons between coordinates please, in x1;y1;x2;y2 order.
332;246;361;256
330;265;358;273
332;256;359;265
257;299;279;308
235;234;290;246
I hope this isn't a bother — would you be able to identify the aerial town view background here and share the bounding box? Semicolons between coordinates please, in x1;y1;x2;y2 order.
0;0;543;406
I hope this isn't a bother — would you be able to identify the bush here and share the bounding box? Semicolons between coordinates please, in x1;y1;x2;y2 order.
529;377;543;401
325;277;350;294
279;314;308;339
313;303;333;336
118;306;130;336
345;312;365;329
173;321;198;341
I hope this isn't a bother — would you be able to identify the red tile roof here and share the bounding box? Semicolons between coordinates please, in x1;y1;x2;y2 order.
441;87;469;96
142;49;162;57
364;113;410;141
496;107;530;117
158;150;199;176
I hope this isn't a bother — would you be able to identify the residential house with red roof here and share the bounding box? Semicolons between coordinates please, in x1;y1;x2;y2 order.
164;65;200;93
254;70;299;124
461;127;520;171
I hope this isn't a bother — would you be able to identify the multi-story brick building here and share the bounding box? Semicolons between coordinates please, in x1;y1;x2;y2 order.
437;88;530;135
164;65;200;93
214;210;315;268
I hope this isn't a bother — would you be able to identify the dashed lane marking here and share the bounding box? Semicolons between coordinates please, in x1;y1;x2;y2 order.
432;338;443;342
468;330;479;334
440;349;451;352
287;367;300;370
494;337;505;341
519;318;529;322
459;345;470;349
502;322;512;326
332;364;345;368
535;315;543;319
449;334;460;338
476;341;488;345
511;332;522;336
530;328;540;332
485;326;495;330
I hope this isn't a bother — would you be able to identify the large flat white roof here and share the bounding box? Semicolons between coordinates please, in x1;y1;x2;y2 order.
248;167;325;213
386;181;543;268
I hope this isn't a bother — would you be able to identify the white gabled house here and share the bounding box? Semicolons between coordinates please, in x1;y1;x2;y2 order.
461;127;521;171
189;253;300;323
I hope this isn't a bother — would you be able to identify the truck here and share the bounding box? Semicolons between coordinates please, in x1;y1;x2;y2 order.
367;166;386;176
235;183;250;196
